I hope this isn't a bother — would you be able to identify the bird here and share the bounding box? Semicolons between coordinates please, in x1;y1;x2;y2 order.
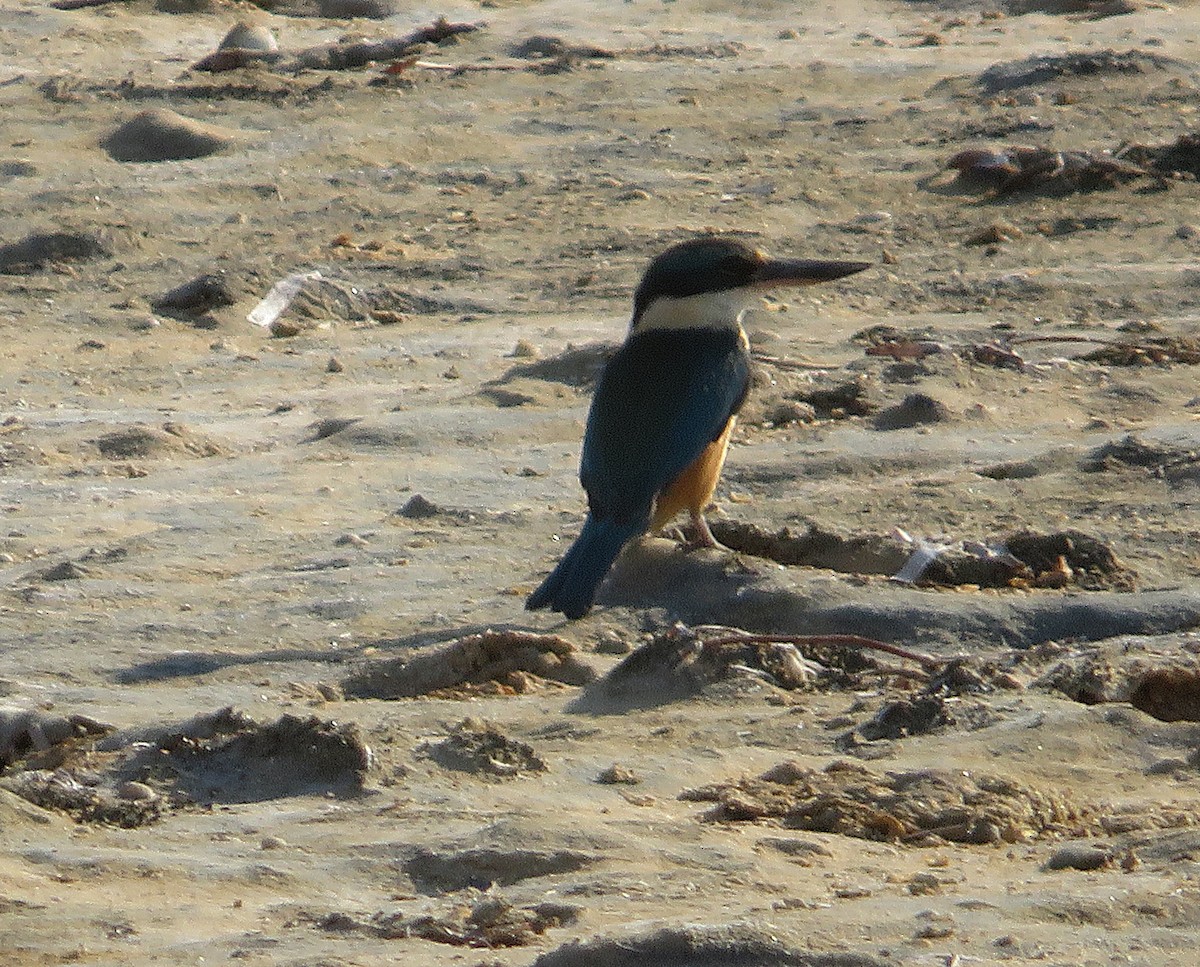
526;235;870;620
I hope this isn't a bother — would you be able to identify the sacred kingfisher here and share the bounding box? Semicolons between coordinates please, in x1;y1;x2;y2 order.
526;235;869;620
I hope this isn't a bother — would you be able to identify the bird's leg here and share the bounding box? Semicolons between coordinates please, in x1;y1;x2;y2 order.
687;510;725;550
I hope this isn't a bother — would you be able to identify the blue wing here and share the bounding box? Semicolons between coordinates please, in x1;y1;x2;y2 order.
580;327;750;525
526;326;749;618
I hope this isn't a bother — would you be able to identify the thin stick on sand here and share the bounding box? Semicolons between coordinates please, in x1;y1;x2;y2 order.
687;625;942;671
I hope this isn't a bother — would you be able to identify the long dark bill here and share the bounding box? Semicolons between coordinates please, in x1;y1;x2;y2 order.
752;257;872;287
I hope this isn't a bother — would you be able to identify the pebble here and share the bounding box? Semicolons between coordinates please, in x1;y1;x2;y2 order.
269;319;303;338
117;781;157;801
327;356;344;373
1044;843;1111;871
398;494;439;518
153;274;236;318
218;21;278;53
596;763;641;785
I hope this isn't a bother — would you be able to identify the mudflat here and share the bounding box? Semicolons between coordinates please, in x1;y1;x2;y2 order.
3;1;1200;964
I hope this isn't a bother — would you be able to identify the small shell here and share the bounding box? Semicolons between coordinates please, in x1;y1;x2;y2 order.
218;22;279;53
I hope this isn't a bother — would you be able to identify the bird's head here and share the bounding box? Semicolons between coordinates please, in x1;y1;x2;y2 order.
630;236;870;332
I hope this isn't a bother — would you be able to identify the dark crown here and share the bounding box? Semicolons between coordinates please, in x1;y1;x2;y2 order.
631;237;762;323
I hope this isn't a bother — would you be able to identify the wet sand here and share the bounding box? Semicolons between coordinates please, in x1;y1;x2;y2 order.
3;0;1200;963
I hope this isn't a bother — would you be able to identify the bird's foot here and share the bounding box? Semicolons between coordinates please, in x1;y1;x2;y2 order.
683;514;726;551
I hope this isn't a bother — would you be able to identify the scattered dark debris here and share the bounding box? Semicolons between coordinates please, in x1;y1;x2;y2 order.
34;560;90;582
757;836;833;865
391;494;524;527
855;695;954;742
155;713;371;803
1005;530;1137;591
192;48;283;72
0;230;110;274
842;657;1016;746
965;221;1023;246
623;41;746;60
1007;0;1145;19
708;520;1136;591
1081;433;1200;478
925;657;1020;696
1043;843;1114;871
151;273;237;320
310;897;580;947
96;706;253;753
303;417;362;443
948;145;1148;196
0;708;112;770
1078;335;1200;366
596;763;641;785
791;379;877;419
712;520;905;575
1120;132;1200;180
872;393;952;431
0;770;162;828
580;624;933;711
530;924;877;967
397;493;439;518
341;629;595;699
977;49;1182;95
494;342;614;389
857;326;1199;372
424;718;546;778
1035;641;1200;723
96;422;223;459
681;759;1092;844
295;19;483;71
1129;668;1200;723
402;846;594;892
508;35;615;62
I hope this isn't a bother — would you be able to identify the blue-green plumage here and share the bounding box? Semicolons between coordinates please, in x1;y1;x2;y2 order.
526;328;750;620
526;235;869;619
581;327;750;524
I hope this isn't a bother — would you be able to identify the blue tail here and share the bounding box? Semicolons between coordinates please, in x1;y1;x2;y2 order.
526;515;641;620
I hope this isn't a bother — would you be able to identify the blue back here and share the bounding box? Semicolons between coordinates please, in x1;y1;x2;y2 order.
580;327;750;525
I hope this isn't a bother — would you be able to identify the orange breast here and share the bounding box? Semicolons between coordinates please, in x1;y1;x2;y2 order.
651;417;736;530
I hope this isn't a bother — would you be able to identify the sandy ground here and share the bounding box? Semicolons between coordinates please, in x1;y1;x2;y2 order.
4;0;1200;963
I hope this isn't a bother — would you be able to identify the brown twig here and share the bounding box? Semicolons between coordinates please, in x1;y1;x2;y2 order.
686;625;941;670
752;351;842;371
1008;334;1129;347
409;60;522;73
50;0;128;8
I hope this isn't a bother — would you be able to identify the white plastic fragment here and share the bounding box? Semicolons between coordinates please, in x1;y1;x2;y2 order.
247;270;323;327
